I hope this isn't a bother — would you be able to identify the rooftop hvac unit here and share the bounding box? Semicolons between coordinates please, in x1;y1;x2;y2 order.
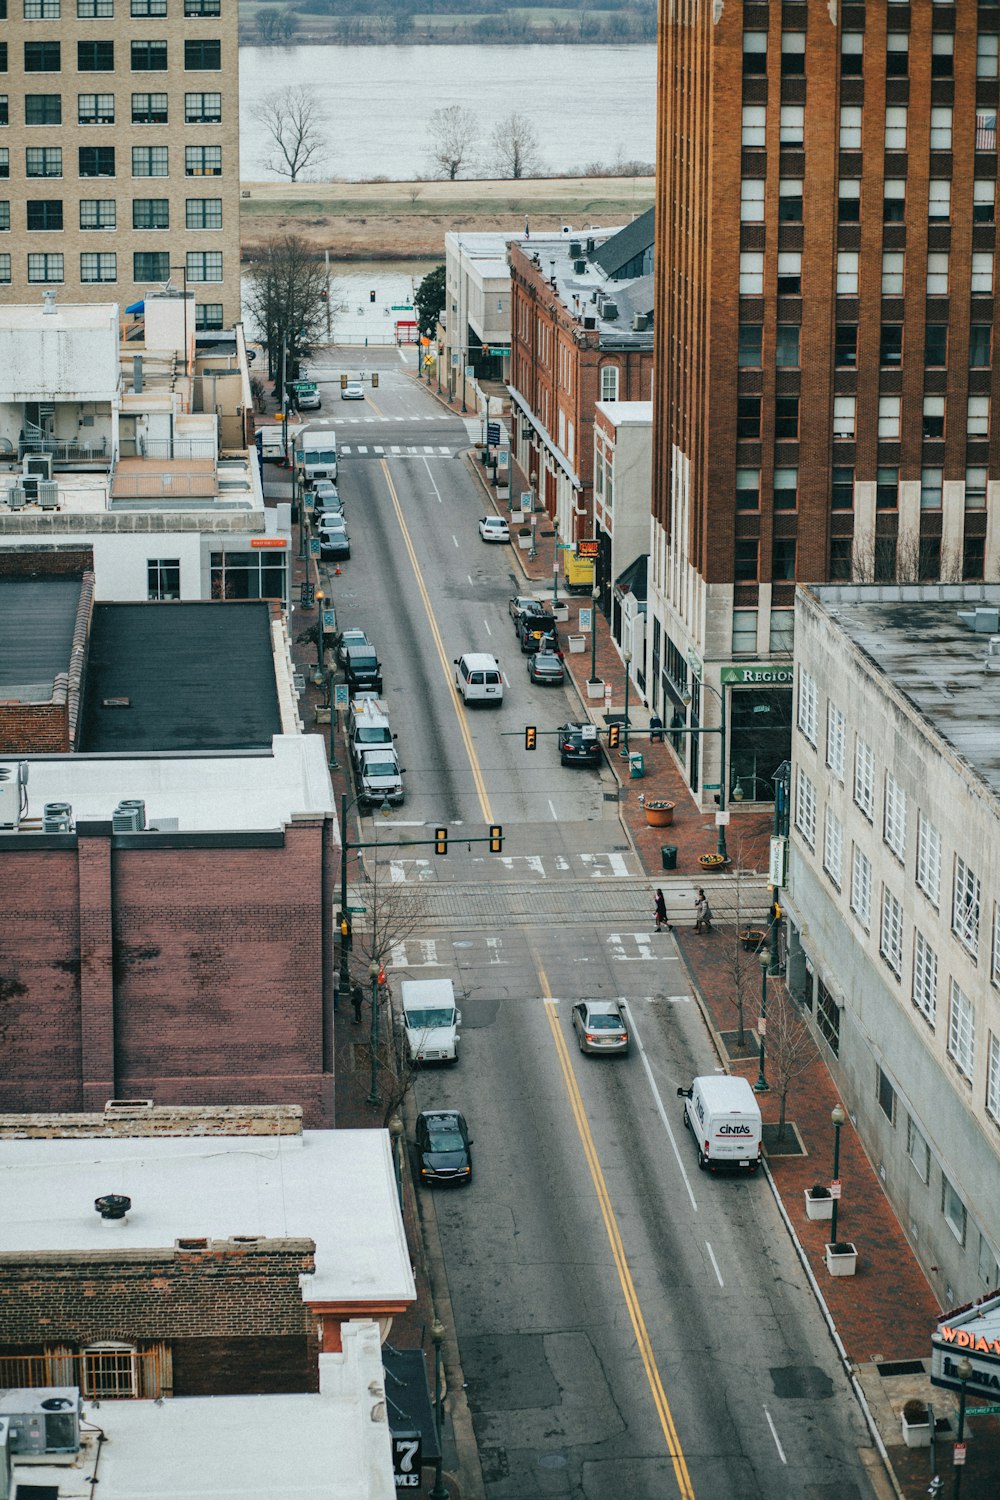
0;1417;11;1500
583;316;597;330
23;453;53;481
38;480;59;510
112;799;146;832
586;237;595;255
632;313;649;332
0;1389;81;1458
42;801;73;833
5;486;25;511
602;300;619;321
20;476;39;502
573;259;586;276
568;240;582;258
0;764;22;830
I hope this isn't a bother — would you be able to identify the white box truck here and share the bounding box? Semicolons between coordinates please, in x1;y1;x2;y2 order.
401;978;461;1064
677;1075;762;1173
295;427;338;484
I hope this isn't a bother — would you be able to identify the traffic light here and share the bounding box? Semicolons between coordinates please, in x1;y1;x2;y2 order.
489;825;503;854
371;372;379;388
608;723;621;749
340;374;348;389
339;914;352;949
370;289;376;303
377;965;386;986
434;826;448;856
524;725;537;751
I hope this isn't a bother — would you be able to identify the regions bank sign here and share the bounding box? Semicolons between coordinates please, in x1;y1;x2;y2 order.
720;663;794;687
931;1290;1000;1393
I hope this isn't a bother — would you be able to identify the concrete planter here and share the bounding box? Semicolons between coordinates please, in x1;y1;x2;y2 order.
586;679;605;701
901;1410;931;1449
314;706;332;724
552;601;569;620
567;635;586;653
517;531;532;551
804;1189;833;1221
824;1242;858;1276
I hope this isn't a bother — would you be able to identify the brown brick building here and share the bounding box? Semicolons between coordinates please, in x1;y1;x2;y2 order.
651;0;1000;807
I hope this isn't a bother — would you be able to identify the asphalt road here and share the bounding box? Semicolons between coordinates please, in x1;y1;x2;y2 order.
307;365;876;1499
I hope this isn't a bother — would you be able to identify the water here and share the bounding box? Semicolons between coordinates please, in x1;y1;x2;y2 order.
239;44;656;183
242;262;439;346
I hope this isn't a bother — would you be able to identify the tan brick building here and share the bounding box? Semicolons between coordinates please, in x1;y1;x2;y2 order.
0;0;240;327
651;0;1000;810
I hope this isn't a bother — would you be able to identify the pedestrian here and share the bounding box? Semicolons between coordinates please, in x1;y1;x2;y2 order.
694;888;713;934
351;983;363;1025
654;888;670;932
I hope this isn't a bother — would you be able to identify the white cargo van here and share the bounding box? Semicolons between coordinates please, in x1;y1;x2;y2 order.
454;652;504;706
677;1075;762;1173
348;698;395;772
295;428;338;483
401;978;461;1064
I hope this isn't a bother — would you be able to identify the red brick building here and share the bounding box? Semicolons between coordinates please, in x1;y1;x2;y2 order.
651;1;1000;807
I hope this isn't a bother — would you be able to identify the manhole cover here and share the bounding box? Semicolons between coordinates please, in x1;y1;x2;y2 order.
876;1359;926;1377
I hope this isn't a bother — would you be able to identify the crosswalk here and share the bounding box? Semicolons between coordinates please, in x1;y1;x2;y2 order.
340;444;459;458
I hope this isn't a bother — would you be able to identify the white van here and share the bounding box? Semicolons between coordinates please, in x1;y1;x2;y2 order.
677;1075;762;1173
348;698;395;772
401;978;461;1064
454;653;504;706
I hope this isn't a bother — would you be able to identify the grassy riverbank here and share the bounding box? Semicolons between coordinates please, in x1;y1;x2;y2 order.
240;175;655;260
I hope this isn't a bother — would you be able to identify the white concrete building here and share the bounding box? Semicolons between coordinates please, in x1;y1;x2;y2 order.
785;582;1000;1306
442;229;522;411
594;400;652;678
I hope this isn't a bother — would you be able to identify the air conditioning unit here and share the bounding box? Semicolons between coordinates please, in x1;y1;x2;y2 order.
568;240;582;258
0;1389;81;1458
583;316;597;330
20;476;39;502
602;300;619;321
23;453;53;481
42;801;73;833
573;259;586;276
112;798;146;832
38;480;59;510
632;313;649;332
0;764;22;829
5;486;25;511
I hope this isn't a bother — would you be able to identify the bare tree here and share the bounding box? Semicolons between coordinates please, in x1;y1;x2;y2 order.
242;233;329;390
427;105;479;181
718;847;767;1050
490;111;542;180
254;7;298;45
766;987;815;1144
257;85;329;183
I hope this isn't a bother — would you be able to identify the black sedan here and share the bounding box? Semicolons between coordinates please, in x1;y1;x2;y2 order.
319;528;351;560
415;1109;473;1186
558;721;602;766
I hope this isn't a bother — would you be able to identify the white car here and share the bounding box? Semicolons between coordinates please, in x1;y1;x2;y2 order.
341;381;365;401
479;516;510;543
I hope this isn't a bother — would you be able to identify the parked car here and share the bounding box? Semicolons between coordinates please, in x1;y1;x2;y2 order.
415;1109;473;1186
343;642;383;695
479;516;510;543
319;527;351;560
311;481;343;516
527;652;565;686
337;628;371;667
509;595;539;628
558;722;602;767
571;1000;630;1055
342;381;365;401
317;513;348;536
518;609;559;654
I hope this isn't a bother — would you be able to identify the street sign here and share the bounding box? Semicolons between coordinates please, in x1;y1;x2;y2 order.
322;609;336;630
830;1180;842;1199
953;1442;967;1465
769;834;788;888
703;782;721;791
967;1403;1000;1416
310;539;320;555
579;608;593;632
334;685;349;709
715;810;730;826
487;421;501;446
345;905;367;914
604;684;612;703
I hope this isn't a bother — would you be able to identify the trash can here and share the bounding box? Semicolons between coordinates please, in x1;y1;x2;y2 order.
629;752;645;779
661;845;678;871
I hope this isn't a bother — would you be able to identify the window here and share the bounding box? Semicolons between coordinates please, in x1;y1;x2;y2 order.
841;33;863;77
948;982;975;1081
833;395;855;439
0;97;5;126
881;251;904;296
832;466;854;511
26;199;61;230
923;397;945;439
781;31;805;75
743;30;767;74
0;201;7;231
185;39;221;69
773;466;797;510
884;179;906;223
928;180;951;222
186;197;221;230
826;702;845;779
24;0;61;12
907;1115;930;1182
823;807;844;888
774;396;798;439
736;468;759;511
925;324;947;367
775;324;799;368
854;737;875;819
740;178;764;222
134;250;169;280
738;324;761;368
851;846;872;927
732;610;757;654
83;1345;138;1400
185;145;221;176
185;250;222;281
772;537;796;580
25;93;61;125
913;932;938;1025
979;32;999;79
973;179;995;225
926;252;949;296
77;40;112;69
880;887;904;976
147;558;179;599
964;535;985;580
739;251;763;295
131;0;166;11
78;92;113;124
131;39;167;70
79;146;113;177
921;467;943;509
885;106;908;150
80;197;114;228
968;395;989;437
742;105;766;148
880;325;903;366
0;48;6;76
877;1067;896;1124
878;397;901;440
27;252;63;282
78;0;114;12
838;180;860;223
972;251;994;294
932;33;954;78
930;107;952;150
778;179;802;223
185;91;220;123
736;398;760;439
816;979;841;1057
26;146;61;176
80;250;115;282
131;91;167;124
0;253;9;283
195;301;223;330
994;904;1000;989
186;0;220;11
976;111;997;151
132;198;167;229
776;252;801;295
837;251;859;295
835;325;857;367
779;106;804;147
132;145;168;176
24;41;61;71
966;465;987;513
886;32;908;77
599;365;618;402
953;857;981;957
979;1231;1000;1291
883;773;906;859
840;106;862;150
794;766;817;847
989;1035;1000;1124
969;324;991;368
734;539;758;581
916;813;941;904
797;669;818;744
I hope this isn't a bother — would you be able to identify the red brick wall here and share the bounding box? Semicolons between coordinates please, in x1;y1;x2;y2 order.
0;705;72;754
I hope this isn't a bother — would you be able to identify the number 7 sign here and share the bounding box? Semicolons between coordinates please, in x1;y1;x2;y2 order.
392;1431;422;1488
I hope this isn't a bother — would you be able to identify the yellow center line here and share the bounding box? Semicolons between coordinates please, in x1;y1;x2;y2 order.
380;459;493;825
364;394;385;418
532;947;696;1500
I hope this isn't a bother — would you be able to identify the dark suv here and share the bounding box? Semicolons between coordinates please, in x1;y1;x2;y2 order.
343;643;383;696
415;1109;473;1186
518;609;558;654
558;721;602;766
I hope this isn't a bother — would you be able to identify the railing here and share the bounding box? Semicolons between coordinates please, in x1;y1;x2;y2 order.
0;1346;171;1399
112;470;219;499
17;436;109;462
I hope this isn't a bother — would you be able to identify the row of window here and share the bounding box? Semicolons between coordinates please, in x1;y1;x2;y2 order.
18;0;219;14
0;91;222;124
742;104;997;153
739;247;996;297
739;322;993;374
744;26;998;82
0;144;222;175
0;249;223;280
737;387;995;459
736;461;989;516
1;40;222;71
1;197;221;229
741;175;997;226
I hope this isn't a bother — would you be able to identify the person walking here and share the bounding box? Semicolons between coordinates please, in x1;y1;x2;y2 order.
351;982;363;1025
654;888;670;932
694;888;713;934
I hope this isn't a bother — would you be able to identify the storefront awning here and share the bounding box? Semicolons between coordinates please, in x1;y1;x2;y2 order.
125;300;145;315
615;553;648;601
508;385;582;491
383;1345;440;1461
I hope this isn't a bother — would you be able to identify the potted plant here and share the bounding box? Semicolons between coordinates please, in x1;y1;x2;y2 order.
740;928;768;952
901;1398;931;1448
643;799;676;828
698;853;730;870
824;1241;858;1276
804;1185;833;1221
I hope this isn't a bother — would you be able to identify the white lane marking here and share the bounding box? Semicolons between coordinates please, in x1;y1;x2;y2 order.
467;575;474;585
547;799;558;820
705;1241;724;1287
422;456;445;505
391;445;401;453
763;1408;787;1465
607;932;657;962
621;1002;698;1213
580;851;631;878
341;445;352;455
483;619;492;637
499;854;544;876
484;936;507;965
358;445;368;453
452;534;459;548
423;444;434;453
397;346;407;363
374;445;384;454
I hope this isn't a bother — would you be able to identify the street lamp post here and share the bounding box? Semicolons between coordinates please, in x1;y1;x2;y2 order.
388;1115;403;1210
754;947;771;1092
366;957;380;1106
953;1355;973;1500
430;1318;449;1499
829;1105;846;1243
589;583;601;685
621;648;633;756
680;676;730;861
552;516;560;609
313;592;325;685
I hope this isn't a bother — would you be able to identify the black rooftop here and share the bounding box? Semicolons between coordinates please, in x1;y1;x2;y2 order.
0;578;83;703
591;207;655;280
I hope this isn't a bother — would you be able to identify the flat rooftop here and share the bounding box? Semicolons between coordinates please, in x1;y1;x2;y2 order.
809;584;1000;797
514;230;654;347
0;576;82;702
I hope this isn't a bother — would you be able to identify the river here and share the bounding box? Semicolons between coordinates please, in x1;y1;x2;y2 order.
239;44;657;183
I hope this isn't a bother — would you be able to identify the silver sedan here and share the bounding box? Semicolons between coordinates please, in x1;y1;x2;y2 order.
571;1000;630;1055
